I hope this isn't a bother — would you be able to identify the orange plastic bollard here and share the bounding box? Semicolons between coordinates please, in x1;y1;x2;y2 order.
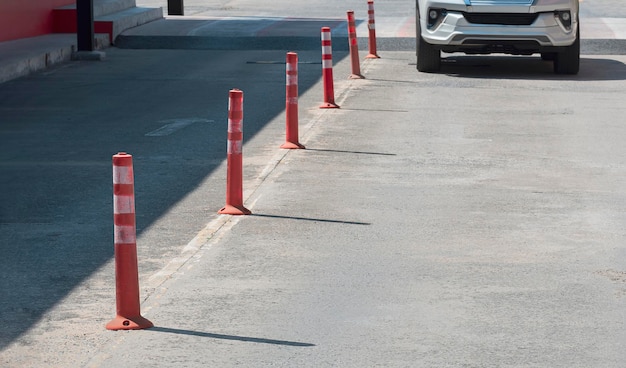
219;89;251;215
320;27;340;109
106;152;153;331
366;0;381;59
281;52;305;149
347;10;365;79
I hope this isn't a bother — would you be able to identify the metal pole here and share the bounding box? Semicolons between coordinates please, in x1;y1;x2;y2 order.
168;0;185;15
76;0;95;52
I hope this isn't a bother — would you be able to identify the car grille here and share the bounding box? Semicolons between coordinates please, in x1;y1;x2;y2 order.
462;13;539;25
469;0;534;5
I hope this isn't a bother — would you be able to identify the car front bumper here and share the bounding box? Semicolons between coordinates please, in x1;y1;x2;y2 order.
422;11;578;51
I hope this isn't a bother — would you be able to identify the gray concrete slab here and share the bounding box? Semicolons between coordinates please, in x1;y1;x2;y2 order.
96;52;626;367
2;48;626;366
0;0;626;366
0;47;349;366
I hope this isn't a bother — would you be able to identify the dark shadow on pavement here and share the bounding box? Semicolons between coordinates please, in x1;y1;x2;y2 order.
0;47;349;349
116;17;364;51
438;55;626;81
304;148;396;156
362;78;422;84
149;326;316;347
334;107;409;113
246;61;322;64
251;213;370;226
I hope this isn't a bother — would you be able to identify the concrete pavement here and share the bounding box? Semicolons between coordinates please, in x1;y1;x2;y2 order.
127;0;626;45
2;1;626;366
2;47;626;366
95;53;626;367
2;0;626;83
120;0;626;52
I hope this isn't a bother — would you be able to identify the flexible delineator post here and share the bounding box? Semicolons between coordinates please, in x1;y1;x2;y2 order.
366;0;380;59
347;10;364;79
320;27;340;109
219;89;251;215
281;52;305;149
106;152;153;331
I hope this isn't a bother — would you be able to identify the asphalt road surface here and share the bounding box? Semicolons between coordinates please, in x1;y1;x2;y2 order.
2;0;626;366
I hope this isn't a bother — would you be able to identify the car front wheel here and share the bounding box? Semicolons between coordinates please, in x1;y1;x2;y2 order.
554;27;580;75
416;9;441;73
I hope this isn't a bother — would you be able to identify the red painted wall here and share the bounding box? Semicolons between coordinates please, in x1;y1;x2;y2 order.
0;0;74;42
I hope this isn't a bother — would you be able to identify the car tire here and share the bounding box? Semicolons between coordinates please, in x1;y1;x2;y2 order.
554;27;580;75
416;8;441;73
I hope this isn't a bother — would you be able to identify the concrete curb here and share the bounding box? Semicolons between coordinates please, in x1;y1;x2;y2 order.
0;34;110;84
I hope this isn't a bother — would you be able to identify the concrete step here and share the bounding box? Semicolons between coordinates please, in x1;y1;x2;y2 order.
56;0;138;18
0;34;110;84
96;7;164;43
53;0;163;43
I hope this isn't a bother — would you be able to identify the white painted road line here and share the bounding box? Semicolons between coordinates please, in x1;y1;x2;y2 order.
145;118;214;136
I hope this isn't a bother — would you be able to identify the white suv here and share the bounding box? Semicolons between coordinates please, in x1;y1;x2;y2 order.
416;0;580;74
